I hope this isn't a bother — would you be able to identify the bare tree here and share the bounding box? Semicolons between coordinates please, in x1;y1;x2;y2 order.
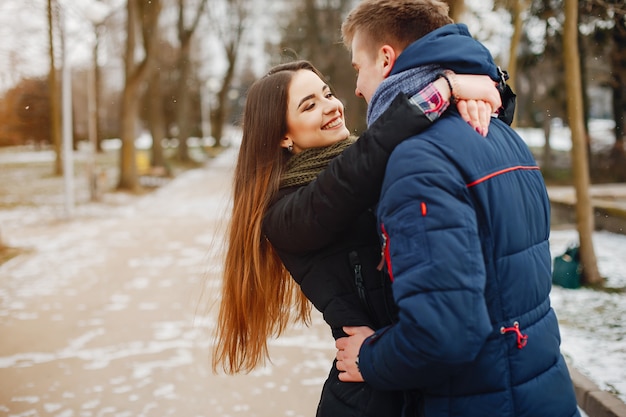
576;1;626;179
147;61;168;172
174;0;208;162
608;3;626;179
118;0;162;190
145;39;181;174
92;16;116;153
208;0;250;148
514;1;569;178
563;0;601;285
504;0;530;127
47;0;62;175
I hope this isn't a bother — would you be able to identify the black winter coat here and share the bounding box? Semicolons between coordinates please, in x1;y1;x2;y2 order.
262;94;434;417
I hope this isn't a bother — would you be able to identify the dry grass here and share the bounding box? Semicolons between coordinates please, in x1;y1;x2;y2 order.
0;145;120;210
0;244;29;264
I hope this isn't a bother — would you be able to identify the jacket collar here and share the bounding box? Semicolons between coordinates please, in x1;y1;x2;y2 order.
391;23;500;82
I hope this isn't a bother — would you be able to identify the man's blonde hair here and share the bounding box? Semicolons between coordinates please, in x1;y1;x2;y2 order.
341;0;453;56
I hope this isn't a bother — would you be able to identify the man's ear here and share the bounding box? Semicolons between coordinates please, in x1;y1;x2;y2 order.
380;44;397;78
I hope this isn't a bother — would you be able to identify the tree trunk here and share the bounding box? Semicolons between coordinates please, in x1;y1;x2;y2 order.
118;0;140;191
148;69;167;171
173;0;208;161
507;0;529;128
118;79;140;190
446;0;465;22
94;24;103;153
542;115;552;174
117;0;161;191
211;62;236;148
175;40;192;162
47;0;62;176
611;9;626;145
609;8;626;180
208;0;246;148
563;0;602;285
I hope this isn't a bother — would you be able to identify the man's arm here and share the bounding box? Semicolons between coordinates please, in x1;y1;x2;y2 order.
337;134;492;390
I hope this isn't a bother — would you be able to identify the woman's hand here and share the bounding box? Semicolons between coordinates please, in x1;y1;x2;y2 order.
434;72;502;136
457;98;494;137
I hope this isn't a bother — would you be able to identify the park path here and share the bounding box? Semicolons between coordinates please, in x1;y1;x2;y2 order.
2;145;626;417
0;148;335;417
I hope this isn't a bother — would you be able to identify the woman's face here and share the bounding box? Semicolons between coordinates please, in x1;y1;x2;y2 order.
283;70;350;153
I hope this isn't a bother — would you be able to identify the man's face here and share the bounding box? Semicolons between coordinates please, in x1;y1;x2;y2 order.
350;31;386;104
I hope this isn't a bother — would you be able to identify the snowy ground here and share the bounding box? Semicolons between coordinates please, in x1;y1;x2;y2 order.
549;229;626;403
0;126;625;413
515;118;616;153
516;119;626;402
0;146;335;417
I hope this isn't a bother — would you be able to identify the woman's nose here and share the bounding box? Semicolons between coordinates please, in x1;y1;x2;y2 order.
324;98;341;114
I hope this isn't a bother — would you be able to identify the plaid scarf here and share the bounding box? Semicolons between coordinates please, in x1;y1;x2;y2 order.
366;64;442;127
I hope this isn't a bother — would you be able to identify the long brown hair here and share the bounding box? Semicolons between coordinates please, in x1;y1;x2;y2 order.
213;61;328;374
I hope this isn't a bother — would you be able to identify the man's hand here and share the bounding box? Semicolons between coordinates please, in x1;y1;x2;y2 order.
335;326;374;382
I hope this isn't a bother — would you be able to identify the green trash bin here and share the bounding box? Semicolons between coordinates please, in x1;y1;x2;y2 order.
552;245;582;289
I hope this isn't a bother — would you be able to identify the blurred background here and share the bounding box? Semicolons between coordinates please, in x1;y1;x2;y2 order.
0;0;624;286
0;2;625;414
0;0;624;186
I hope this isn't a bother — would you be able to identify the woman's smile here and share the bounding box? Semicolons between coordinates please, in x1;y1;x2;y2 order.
322;117;344;130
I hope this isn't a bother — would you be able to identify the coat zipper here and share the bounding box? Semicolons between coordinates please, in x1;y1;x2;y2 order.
349;251;367;304
349;251;371;318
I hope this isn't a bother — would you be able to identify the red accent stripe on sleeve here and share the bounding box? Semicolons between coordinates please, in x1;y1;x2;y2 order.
466;166;540;188
381;223;394;282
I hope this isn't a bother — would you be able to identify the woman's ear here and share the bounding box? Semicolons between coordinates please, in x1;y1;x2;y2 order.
280;137;292;150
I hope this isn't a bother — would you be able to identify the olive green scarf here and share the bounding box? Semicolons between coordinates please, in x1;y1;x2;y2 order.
280;136;356;188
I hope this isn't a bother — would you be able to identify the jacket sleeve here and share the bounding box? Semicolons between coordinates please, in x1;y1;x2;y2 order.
356;134;492;390
264;93;439;253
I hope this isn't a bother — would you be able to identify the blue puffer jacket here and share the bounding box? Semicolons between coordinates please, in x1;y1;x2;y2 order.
357;25;580;417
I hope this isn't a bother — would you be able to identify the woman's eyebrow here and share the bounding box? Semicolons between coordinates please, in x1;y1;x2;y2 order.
297;94;315;109
297;85;330;109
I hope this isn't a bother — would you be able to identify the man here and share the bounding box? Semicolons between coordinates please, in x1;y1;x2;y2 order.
334;1;581;416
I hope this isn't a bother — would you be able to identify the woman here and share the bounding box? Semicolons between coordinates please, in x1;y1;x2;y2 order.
213;60;501;416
